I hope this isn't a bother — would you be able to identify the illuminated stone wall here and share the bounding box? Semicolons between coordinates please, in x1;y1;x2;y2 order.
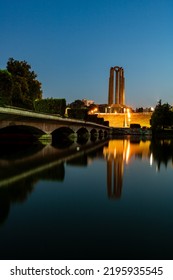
97;112;152;128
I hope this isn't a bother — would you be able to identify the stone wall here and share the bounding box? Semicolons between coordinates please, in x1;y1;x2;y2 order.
97;112;152;128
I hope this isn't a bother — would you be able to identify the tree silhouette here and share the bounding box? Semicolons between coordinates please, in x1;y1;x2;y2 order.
150;100;173;131
0;58;42;109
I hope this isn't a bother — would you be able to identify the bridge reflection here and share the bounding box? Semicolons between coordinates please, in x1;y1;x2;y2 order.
0;138;107;188
0;139;107;225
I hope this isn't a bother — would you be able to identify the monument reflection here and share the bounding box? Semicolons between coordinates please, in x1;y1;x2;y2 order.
103;137;151;199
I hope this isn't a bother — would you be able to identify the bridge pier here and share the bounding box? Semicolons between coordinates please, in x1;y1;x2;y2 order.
38;133;52;145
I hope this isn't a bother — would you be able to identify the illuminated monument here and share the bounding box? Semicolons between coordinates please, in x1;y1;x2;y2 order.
97;66;152;127
108;66;125;105
107;66;126;113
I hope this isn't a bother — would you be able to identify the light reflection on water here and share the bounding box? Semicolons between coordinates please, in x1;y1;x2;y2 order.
0;137;173;260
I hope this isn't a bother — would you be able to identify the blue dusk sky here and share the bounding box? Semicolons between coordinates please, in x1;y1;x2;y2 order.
0;0;173;108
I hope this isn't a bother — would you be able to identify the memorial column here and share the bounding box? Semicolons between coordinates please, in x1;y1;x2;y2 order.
108;67;114;104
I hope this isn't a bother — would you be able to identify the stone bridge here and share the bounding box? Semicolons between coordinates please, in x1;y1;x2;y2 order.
0;106;111;142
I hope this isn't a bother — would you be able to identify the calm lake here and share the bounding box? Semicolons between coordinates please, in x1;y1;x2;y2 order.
0;136;173;260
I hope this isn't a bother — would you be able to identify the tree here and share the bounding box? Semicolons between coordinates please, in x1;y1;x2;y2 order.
150;100;173;131
69;99;85;109
6;58;42;109
0;70;13;105
136;107;143;112
67;99;88;120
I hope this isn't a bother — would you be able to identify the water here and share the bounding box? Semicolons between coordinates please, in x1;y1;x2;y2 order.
0;136;173;260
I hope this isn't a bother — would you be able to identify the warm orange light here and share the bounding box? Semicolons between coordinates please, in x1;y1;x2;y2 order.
89;108;97;114
103;139;151;164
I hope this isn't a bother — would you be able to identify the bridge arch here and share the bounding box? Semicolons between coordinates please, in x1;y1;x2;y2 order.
98;129;104;139
52;126;75;137
51;126;75;140
76;127;89;145
90;128;98;142
90;128;97;135
51;126;75;147
77;127;89;135
0;125;46;142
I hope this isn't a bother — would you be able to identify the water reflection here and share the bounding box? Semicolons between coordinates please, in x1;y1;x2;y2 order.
0;177;36;226
0;139;107;224
1;137;173;207
0;138;173;197
1;136;173;259
150;138;173;169
103;137;151;199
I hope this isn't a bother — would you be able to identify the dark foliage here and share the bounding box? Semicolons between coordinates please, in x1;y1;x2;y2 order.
0;58;42;109
150;100;173;131
34;98;66;116
68;108;88;120
0;70;13;105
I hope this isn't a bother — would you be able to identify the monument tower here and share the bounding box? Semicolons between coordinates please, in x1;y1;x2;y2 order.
108;66;125;106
